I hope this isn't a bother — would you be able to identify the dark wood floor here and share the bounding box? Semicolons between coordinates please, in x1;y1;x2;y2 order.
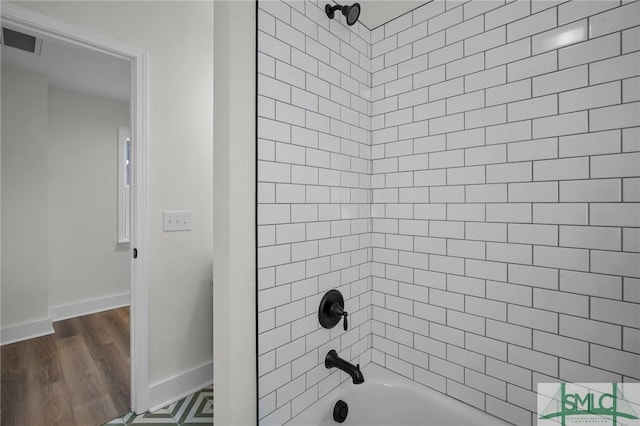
1;307;130;426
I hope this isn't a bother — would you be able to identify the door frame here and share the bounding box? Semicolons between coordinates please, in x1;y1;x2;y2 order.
0;3;151;412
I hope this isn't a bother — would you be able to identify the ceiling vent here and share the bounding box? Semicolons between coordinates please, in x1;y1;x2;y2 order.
1;27;43;55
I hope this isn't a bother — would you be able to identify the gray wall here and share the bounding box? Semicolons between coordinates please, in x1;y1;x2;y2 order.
47;87;130;308
1;64;50;329
2;68;129;338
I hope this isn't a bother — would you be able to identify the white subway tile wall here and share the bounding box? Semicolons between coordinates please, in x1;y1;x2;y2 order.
258;1;373;424
258;1;640;425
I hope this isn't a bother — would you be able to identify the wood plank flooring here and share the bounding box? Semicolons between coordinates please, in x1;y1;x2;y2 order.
1;307;130;426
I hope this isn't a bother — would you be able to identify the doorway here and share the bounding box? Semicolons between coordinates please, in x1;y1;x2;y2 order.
0;1;149;419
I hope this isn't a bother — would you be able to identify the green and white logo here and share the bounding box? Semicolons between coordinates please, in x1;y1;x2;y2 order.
538;383;640;426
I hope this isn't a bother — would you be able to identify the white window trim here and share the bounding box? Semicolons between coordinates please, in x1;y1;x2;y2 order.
118;126;131;244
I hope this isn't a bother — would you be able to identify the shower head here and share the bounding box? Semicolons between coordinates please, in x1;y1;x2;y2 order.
342;3;361;26
325;2;361;26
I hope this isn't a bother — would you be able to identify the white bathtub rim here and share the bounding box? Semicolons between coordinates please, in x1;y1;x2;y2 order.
285;362;510;426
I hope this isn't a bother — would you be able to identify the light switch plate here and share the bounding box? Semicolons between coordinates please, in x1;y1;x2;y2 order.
163;211;192;231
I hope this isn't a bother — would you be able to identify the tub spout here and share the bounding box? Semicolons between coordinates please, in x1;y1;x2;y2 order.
325;349;365;384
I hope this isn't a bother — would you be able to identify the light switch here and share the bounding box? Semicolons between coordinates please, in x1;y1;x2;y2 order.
163;211;192;231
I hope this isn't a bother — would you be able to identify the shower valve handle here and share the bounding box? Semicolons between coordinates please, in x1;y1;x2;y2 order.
330;303;349;331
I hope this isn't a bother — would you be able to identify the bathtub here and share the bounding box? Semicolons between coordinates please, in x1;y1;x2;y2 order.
286;363;509;426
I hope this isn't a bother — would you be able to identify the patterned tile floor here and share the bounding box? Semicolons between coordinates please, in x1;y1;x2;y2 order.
103;386;213;425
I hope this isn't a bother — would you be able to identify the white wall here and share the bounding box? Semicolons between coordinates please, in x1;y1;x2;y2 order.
2;75;130;334
2;73;130;330
1;69;130;333
11;0;214;399
47;86;130;308
213;2;257;425
0;63;50;329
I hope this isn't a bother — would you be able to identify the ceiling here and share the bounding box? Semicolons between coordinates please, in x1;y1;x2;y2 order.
358;1;427;29
1;29;131;103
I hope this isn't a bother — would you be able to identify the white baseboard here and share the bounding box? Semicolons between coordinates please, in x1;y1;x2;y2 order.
149;360;213;412
49;292;130;322
1;317;54;345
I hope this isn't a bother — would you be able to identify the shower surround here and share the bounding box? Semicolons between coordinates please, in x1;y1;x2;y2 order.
257;0;640;425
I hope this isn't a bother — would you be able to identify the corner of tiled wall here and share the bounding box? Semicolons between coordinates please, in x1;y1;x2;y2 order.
259;0;640;425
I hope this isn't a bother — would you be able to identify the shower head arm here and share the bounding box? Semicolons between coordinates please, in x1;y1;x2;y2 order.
325;3;343;19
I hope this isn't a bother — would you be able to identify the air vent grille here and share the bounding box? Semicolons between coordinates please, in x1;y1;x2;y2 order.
2;28;41;54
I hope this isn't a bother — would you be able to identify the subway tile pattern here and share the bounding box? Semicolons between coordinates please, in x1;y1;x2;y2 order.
369;1;640;425
258;1;640;425
257;1;372;424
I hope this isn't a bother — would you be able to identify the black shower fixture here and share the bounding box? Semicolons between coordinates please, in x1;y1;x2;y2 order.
325;2;361;26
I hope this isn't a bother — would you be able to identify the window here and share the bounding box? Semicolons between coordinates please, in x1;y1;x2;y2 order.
118;126;131;244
